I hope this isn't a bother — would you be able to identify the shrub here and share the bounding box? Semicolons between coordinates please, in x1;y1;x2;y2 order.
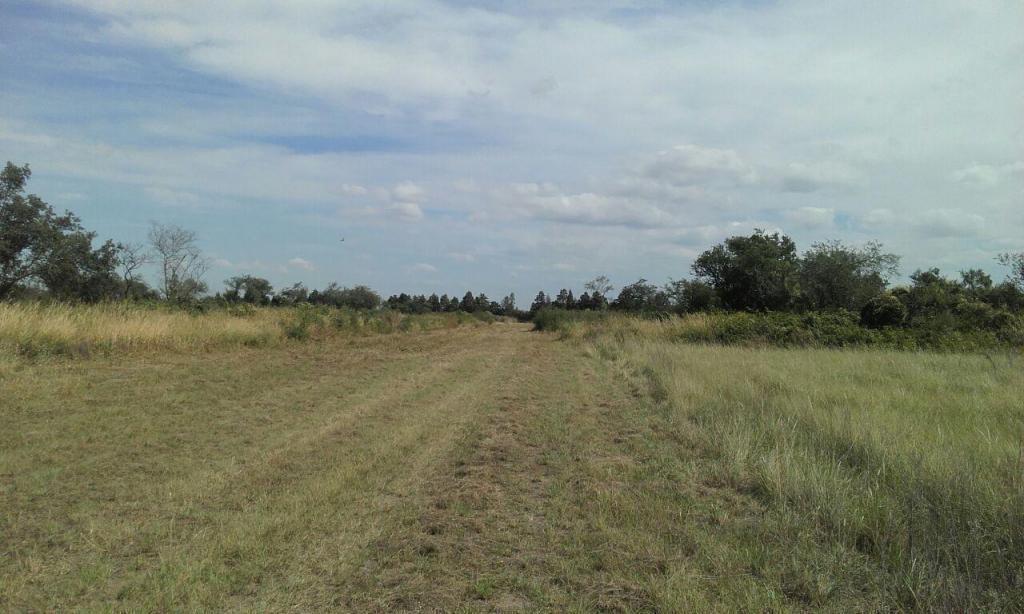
283;304;321;340
860;293;907;328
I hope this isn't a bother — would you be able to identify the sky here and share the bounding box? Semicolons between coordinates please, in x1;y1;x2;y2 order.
2;0;1022;303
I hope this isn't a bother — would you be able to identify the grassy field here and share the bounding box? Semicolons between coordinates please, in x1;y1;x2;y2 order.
0;302;491;358
2;309;1022;610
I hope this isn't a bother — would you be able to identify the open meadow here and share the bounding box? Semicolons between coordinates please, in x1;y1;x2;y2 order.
2;306;1022;611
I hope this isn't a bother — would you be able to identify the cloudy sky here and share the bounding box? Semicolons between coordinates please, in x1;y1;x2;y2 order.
2;0;1022;301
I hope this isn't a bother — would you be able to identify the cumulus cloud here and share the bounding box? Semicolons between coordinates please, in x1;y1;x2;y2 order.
637;145;757;189
503;182;681;229
6;0;1022;296
287;257;315;271
388;201;424;221
392;181;425;202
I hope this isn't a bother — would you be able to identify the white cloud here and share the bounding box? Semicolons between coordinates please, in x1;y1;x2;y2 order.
341;183;368;196
861;208;896;227
780;162;863;193
388;201;424;221
503;183;681;229
7;0;1023;296
144;185;201;207
392;181;425;202
287;257;315;271
783;206;835;229
410;262;437;273
914;209;986;238
951;162;1024;188
639;144;758;187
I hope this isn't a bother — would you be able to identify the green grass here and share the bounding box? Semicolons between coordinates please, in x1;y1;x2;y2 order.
3;306;1022;610
577;329;1024;610
537;307;1024;351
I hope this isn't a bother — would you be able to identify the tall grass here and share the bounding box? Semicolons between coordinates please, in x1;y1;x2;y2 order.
575;320;1024;609
0;302;284;357
541;308;1024;351
0;302;496;358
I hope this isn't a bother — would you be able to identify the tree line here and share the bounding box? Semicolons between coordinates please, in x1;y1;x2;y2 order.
530;230;1024;335
3;161;1023;332
0;161;519;313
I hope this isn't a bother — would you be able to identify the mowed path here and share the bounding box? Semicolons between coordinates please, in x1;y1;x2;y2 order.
2;322;811;611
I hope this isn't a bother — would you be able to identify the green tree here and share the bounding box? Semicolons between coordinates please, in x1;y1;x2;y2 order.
500;293;516;314
530;291;549;314
692;230;799;311
224;275;273;304
276;282;309;305
799;240;899;311
664;278;717;313
613;278;667;311
38;233;122;301
0;162;121;300
999;253;1024;288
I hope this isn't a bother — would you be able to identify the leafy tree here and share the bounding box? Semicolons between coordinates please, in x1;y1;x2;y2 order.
224;275;273;304
960;269;993;293
320;283;380;309
462;291;475;311
530;291;550;314
554;288;571;309
613;278;668;311
999;253;1024;288
428;293;441;312
692;230;799;311
860;292;907;327
38;233;122;301
799;240;899;311
148;222;208;303
501;293;516;314
664;278;717;313
276;282;309;305
345;285;382;310
0;162;121;300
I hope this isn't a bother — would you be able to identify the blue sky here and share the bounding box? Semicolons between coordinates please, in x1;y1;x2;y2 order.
2;0;1022;303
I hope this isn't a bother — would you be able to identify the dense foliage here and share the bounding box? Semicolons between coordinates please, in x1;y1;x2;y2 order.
3;160;1022;350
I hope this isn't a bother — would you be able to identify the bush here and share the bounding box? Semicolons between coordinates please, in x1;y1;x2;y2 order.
860;293;907;328
283;304;321;340
532;307;607;332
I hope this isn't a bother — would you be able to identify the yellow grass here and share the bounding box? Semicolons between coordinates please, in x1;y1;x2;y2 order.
0;302;284;356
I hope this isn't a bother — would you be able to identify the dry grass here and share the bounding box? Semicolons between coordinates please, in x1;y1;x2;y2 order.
0;302;285;356
0;302;493;359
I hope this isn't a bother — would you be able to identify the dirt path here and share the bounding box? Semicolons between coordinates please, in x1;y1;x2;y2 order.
4;322;806;611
